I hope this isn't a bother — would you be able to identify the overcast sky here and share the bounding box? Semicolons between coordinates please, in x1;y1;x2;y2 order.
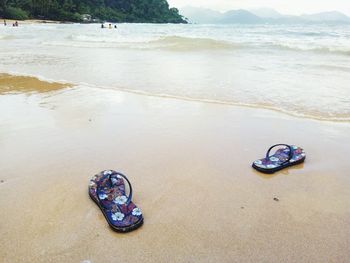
168;0;350;15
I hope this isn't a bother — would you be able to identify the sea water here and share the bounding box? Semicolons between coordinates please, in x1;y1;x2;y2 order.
0;23;349;121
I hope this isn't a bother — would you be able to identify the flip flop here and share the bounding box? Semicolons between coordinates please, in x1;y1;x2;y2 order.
88;170;143;233
252;144;306;174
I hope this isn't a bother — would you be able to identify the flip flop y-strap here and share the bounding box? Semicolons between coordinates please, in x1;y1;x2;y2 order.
96;172;133;207
266;144;293;166
252;144;306;174
89;171;143;232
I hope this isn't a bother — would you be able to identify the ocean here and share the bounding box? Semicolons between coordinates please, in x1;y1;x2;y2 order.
0;23;349;121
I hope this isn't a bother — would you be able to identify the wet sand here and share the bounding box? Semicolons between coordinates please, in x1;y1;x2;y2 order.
0;74;350;262
2;19;63;25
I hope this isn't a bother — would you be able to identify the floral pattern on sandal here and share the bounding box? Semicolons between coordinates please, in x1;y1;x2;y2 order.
252;144;306;174
88;170;143;232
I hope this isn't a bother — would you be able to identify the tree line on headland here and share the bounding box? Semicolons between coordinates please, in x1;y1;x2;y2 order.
0;0;187;23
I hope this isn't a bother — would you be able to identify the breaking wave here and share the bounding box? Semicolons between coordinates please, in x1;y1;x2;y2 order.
146;36;238;51
0;35;16;40
41;34;350;55
58;35;239;51
267;43;350;56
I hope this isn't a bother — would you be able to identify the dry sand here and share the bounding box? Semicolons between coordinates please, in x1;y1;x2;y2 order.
0;74;350;262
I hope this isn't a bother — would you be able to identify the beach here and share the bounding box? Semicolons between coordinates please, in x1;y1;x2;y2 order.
1;21;350;262
0;73;350;262
2;19;64;25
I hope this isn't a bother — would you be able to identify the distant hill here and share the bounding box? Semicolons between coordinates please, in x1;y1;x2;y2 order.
180;7;262;24
180;6;350;24
249;8;283;19
179;6;221;24
300;11;350;22
219;10;262;24
0;0;187;23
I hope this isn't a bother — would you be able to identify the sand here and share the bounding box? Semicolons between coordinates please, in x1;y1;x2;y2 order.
1;19;65;25
0;74;350;262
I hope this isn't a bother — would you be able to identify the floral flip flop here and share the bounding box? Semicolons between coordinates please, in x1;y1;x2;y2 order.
252;144;306;174
88;170;143;233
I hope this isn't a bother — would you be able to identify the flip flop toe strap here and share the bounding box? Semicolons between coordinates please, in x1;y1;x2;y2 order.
266;144;293;166
96;171;133;208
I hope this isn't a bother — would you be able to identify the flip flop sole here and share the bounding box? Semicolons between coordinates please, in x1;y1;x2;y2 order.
89;190;143;233
252;156;306;174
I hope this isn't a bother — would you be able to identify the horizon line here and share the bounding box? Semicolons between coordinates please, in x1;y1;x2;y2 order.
176;5;350;17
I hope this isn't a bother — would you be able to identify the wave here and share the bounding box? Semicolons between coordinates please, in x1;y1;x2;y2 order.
66;34;141;43
317;64;350;73
0;35;16;40
267;43;350;56
42;37;238;51
60;35;239;51
2;71;349;122
146;36;239;51
43;34;350;56
91;85;350;122
272;30;341;37
154;37;348;55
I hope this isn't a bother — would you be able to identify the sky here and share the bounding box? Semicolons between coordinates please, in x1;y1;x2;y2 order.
168;0;350;16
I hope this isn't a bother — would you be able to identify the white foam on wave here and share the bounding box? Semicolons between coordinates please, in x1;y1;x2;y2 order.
39;33;350;55
265;42;350;56
2;23;350;122
0;35;16;40
2;70;349;122
78;82;350;122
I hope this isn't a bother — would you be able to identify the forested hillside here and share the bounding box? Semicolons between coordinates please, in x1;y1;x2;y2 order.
0;0;187;23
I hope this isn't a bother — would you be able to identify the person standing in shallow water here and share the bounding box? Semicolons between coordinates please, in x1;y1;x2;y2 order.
109;23;112;29
3;20;6;26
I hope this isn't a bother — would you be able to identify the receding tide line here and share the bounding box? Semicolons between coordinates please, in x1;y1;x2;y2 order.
94;85;350;123
1;72;349;123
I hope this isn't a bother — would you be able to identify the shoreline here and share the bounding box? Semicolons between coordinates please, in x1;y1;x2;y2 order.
0;73;350;262
1;73;348;123
1;18;66;24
